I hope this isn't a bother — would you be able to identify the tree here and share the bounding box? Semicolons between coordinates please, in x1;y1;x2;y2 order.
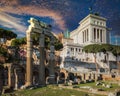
112;45;120;56
11;37;26;63
83;44;100;73
100;44;113;53
112;45;120;74
83;44;101;53
54;38;63;51
0;46;8;63
0;28;17;44
29;33;63;50
11;33;63;64
11;37;26;47
83;44;120;74
0;46;7;57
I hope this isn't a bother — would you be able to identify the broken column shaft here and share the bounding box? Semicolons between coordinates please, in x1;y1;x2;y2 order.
38;33;45;85
49;37;55;84
26;31;33;86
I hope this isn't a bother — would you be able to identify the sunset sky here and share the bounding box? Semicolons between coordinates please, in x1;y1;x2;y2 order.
0;0;120;45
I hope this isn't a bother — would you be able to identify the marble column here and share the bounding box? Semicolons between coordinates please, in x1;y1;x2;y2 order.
25;30;33;86
95;73;98;81
86;73;89;80
85;30;86;42
38;33;45;85
91;73;94;80
81;73;85;81
102;30;106;43
14;69;18;90
87;29;89;41
89;26;93;42
82;31;84;43
8;66;11;87
84;31;85;42
48;37;55;84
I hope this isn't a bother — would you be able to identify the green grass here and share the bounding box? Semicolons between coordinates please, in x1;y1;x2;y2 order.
2;81;120;96
77;81;120;92
2;85;105;96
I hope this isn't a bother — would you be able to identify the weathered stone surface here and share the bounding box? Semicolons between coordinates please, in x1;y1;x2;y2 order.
96;82;102;86
26;18;54;86
108;90;120;96
106;84;112;88
68;80;73;86
108;92;116;96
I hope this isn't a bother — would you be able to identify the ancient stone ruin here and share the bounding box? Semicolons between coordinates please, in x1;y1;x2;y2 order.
25;18;56;86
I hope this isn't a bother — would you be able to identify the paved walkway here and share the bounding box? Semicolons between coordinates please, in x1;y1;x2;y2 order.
58;85;108;96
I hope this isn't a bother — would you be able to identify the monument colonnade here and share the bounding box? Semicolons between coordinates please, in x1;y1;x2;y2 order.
26;18;55;86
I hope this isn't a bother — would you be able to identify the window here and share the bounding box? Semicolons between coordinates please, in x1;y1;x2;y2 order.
76;48;77;51
94;28;96;40
97;21;99;25
71;48;74;51
100;29;102;42
97;29;99;39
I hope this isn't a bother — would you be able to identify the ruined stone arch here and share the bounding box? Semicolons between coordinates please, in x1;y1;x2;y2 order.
60;72;65;80
12;64;26;88
25;18;55;86
60;69;68;80
68;72;74;81
77;75;82;80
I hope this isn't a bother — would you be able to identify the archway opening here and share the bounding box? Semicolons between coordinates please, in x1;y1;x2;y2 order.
45;68;49;79
68;73;74;81
33;71;39;85
4;67;8;86
55;72;59;82
59;72;65;83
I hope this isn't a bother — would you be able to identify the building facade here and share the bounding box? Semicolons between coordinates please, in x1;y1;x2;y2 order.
70;14;108;46
60;14;117;74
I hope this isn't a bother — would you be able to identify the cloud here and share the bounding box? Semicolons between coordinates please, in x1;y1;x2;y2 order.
0;11;27;36
0;0;120;41
0;0;66;33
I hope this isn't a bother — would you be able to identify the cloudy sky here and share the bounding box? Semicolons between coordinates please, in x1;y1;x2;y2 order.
0;0;120;44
